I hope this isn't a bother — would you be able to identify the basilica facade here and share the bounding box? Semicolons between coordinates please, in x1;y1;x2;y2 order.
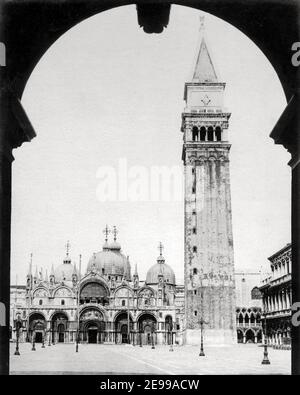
17;228;184;346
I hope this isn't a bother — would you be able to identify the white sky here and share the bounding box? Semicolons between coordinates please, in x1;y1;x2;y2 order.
11;5;290;285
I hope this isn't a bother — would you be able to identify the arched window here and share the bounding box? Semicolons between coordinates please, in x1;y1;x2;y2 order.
256;313;261;323
192;126;199;141
61;299;65;306
193;268;198;275
39;299;43;306
200;126;206;141
122;300;126;307
207;126;214;141
215;126;222;141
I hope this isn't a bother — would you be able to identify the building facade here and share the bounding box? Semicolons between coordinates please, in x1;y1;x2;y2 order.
235;272;262;344
181;20;236;345
10;252;261;346
13;230;183;346
259;244;292;349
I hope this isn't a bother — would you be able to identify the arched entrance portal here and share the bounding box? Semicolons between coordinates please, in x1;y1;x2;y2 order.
114;312;133;344
138;313;157;346
51;312;68;344
85;321;100;343
80;308;106;344
237;330;243;344
245;329;255;344
29;313;46;343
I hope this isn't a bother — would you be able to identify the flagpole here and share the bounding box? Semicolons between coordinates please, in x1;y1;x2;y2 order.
26;253;33;342
127;287;130;344
76;254;81;352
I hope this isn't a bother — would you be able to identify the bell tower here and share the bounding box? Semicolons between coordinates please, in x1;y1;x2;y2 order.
182;18;236;345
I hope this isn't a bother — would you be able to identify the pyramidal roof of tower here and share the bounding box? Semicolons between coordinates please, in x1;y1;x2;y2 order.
192;37;218;83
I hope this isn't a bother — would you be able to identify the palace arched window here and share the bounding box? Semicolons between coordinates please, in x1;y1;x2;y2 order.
61;300;65;306
39;299;42;305
215;126;222;141
207;126;214;141
122;300;126;307
192;126;199;141
200;126;206;141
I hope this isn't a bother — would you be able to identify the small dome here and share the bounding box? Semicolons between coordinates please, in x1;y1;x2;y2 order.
146;258;176;285
109;241;121;251
102;241;110;250
54;258;76;282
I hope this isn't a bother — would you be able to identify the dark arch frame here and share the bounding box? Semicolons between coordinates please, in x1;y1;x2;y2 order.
0;1;299;374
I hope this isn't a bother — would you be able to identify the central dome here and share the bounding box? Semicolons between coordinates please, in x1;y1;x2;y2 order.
87;250;127;275
86;236;131;279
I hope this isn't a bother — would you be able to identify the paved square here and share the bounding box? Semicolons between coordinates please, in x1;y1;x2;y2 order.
10;343;291;375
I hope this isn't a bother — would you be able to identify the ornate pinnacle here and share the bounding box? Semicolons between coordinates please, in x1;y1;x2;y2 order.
65;240;71;257
103;225;111;242
113;226;118;241
199;15;205;32
158;242;164;256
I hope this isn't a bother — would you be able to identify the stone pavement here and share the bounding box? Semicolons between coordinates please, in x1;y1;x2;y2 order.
10;342;291;375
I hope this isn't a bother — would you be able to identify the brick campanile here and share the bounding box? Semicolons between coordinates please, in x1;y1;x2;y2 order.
182;21;236;345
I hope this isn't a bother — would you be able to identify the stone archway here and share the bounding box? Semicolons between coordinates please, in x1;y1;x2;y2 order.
137;313;157;346
29;313;46;343
80;308;106;344
0;1;299;375
245;329;255;344
114;312;133;344
237;329;244;344
51;312;69;344
83;320;105;344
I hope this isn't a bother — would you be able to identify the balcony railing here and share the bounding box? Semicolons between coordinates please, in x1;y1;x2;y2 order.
236;322;262;328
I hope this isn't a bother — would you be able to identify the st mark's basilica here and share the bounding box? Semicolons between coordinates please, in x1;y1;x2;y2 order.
21;228;184;346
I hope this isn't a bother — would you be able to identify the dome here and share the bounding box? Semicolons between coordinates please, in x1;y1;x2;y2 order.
146;257;176;285
109;241;121;251
54;258;76;282
86;249;128;276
